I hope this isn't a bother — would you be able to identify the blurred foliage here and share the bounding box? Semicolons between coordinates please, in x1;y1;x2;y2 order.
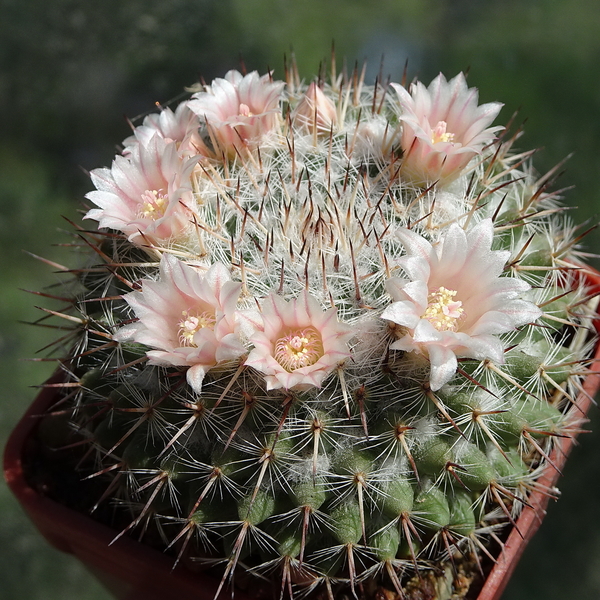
1;0;250;177
1;0;599;598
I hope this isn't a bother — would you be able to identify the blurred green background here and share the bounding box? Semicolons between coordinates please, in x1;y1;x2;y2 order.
1;0;600;598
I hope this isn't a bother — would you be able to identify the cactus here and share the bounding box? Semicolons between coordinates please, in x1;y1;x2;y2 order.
30;58;599;600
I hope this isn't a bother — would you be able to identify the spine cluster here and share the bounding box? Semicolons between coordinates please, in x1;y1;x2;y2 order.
35;59;598;600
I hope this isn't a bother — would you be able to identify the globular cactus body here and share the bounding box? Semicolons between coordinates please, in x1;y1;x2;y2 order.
34;59;598;600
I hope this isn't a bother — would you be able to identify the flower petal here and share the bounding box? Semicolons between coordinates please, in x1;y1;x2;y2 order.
428;344;458;391
381;300;422;329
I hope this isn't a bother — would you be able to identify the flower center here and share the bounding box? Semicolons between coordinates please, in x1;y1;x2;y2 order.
274;327;324;371
178;309;216;346
139;189;168;220
423;287;464;332
431;121;455;144
238;103;253;117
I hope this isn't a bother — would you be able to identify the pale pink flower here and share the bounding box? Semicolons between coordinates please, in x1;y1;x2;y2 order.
292;82;337;135
123;102;199;152
85;136;198;246
245;292;353;391
188;70;285;157
391;73;503;186
381;219;541;391
113;254;246;393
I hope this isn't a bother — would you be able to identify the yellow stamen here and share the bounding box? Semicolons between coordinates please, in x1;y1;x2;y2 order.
178;309;216;346
431;121;455;144
423;287;464;332
238;103;253;117
139;189;168;219
274;327;324;371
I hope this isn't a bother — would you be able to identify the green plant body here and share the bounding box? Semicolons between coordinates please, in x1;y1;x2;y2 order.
30;59;598;600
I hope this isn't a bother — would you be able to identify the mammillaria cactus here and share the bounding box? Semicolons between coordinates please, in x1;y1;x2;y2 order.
29;59;599;600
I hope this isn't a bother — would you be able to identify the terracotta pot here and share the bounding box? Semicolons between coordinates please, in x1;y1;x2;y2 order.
5;269;600;600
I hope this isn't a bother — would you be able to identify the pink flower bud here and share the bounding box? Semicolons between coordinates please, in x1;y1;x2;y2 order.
292;82;337;136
